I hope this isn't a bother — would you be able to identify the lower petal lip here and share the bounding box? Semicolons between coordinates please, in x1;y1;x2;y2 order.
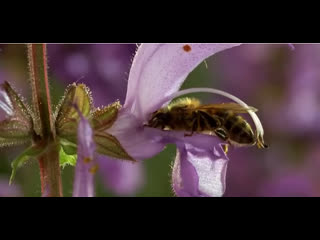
144;127;224;151
173;143;229;197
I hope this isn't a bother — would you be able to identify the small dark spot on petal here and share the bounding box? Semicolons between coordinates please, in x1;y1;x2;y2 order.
183;44;192;52
83;157;92;164
89;165;99;174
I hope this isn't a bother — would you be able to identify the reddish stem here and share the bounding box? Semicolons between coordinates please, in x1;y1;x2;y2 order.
38;157;45;193
28;44;62;197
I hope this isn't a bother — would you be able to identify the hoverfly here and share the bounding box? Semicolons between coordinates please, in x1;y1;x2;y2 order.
146;98;268;149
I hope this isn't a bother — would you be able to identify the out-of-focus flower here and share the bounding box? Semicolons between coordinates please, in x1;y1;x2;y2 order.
257;143;320;197
215;44;304;197
257;173;315;197
281;44;320;135
223;148;265;197
217;44;291;100
0;178;21;197
48;44;135;105
301;144;320;186
102;44;267;197
97;156;144;196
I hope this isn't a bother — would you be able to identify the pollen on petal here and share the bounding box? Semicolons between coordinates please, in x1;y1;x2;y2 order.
83;157;92;164
183;44;192;52
89;165;99;174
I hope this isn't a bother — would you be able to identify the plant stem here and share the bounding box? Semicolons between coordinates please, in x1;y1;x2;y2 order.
28;44;62;197
38;142;62;196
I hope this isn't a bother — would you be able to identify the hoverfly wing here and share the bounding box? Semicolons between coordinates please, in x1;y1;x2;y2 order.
198;102;258;113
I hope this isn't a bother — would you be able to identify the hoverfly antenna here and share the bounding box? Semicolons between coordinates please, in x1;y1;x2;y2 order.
163;87;266;144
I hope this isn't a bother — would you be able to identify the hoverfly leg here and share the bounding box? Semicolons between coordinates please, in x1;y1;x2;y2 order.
198;111;222;129
184;120;197;137
184;128;195;137
222;144;229;155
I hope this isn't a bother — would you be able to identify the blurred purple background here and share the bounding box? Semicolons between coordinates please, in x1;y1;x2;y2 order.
0;43;319;197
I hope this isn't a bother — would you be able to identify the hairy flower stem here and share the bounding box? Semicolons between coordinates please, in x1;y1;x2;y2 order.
27;44;62;197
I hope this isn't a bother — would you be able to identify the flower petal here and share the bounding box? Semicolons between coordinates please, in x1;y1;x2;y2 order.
97;156;144;196
125;44;241;119
108;110;225;161
172;143;229;197
288;44;295;51
107;109;165;160
73;114;97;197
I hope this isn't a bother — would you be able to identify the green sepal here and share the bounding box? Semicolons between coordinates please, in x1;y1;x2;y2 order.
0;119;33;139
1;82;33;123
57;118;77;143
0;137;30;148
90;101;121;131
55;83;93;139
59;145;77;168
0;82;33;146
10;142;46;184
90;101;134;161
94;132;135;161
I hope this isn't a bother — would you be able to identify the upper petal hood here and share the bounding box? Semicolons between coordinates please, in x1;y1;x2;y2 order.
125;44;241;119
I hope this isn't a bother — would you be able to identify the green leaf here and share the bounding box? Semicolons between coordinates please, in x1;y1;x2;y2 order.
94;132;135;161
10;143;46;184
90;101;121;131
59;146;77;168
59;138;77;155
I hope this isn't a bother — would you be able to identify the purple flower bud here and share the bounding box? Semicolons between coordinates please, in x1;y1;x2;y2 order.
73;111;96;197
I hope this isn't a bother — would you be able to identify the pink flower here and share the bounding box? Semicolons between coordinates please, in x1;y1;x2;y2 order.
75;44;266;197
